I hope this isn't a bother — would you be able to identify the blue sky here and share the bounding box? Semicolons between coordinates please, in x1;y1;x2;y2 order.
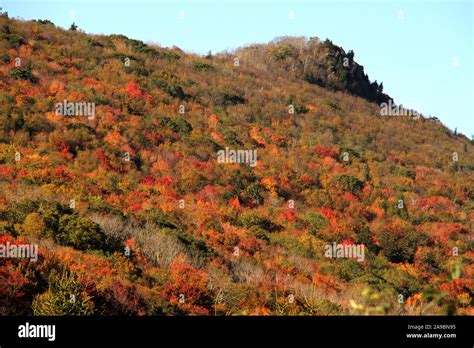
4;0;473;137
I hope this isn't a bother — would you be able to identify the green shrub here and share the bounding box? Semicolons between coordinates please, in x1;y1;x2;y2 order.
271;44;296;60
390;165;416;179
303;211;327;236
193;60;216;72
248;226;270;242
287;95;308;114
354;226;378;253
239;182;264;206
36;201;73;238
56;214;107;251
205;88;246;106
164;83;187;100
320;259;365;282
237;212;278;232
382;268;421;298
334;174;364;193
32;19;55;26
10;66;37;82
378;225;428;263
159;116;192;134
117;37;180;60
173;229;216;258
222;129;242;146
1;24;25;48
146;209;180;229
32;271;95;315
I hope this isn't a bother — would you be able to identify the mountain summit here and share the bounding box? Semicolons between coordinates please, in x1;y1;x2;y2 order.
235;36;392;104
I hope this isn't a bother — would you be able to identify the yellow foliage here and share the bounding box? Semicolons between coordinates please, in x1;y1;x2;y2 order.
21;212;45;238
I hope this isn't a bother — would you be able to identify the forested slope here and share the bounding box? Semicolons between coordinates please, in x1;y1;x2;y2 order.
0;16;472;315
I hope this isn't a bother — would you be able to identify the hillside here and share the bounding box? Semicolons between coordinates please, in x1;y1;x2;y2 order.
0;15;473;316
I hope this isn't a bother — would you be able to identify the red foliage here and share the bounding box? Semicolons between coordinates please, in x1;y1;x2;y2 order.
95;150;124;173
341;238;355;245
320;207;337;219
52;166;72;181
311;273;339;294
439;278;474;301
343;192;359;202
95;150;112;170
277;209;297;222
140;175;155;186
314;145;338;159
195;185;220;202
162;256;211;315
424;223;467;245
129;202;143;212
229;196;241;209
55;140;72;159
239;235;265;255
362;183;372;197
125;82;144;97
0;265;32;314
0;235;35;314
95;281;147;315
299;173;317;185
125;82;152;101
0;165;13;179
156;176;175;187
419;196;456;214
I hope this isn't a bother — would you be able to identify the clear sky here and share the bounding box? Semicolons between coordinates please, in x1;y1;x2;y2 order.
4;0;473;138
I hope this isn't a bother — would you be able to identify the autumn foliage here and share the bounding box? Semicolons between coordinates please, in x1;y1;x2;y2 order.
0;16;472;316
